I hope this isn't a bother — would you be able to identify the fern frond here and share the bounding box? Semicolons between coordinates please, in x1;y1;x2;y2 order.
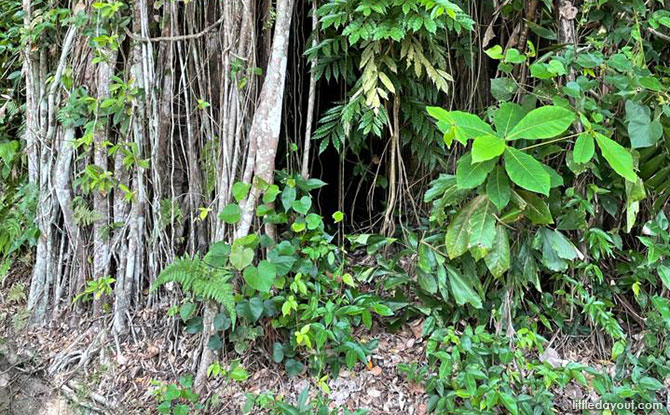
153;257;237;326
153;256;203;292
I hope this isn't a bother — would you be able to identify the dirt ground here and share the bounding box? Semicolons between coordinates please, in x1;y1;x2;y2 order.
0;306;618;415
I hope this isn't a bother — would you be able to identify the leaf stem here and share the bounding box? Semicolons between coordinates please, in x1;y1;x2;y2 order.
519;133;580;151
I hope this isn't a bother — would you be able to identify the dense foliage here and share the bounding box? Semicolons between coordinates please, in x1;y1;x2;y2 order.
1;0;669;413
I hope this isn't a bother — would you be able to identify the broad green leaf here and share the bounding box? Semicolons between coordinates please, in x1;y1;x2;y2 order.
494;102;526;136
207;334;223;350
445;264;482;308
573;133;595;163
230;245;254;270
426;107;495;144
243;260;276;292
517;190;553;225
292;196;312;214
306;213;323;230
484;45;504;59
611;340;625;360
638;376;663;391
484;226;510;278
504;48;526;64
472;135;506;162
456;153;496;189
281;186;296;211
504;147;551;195
544;165;564;188
487;166;511;210
445;195;487;259
625;100;662;148
467;197;496;253
232;182;251;202
285;359;304;377
490;77;517;101
228;364;250;381
272;342;284;363
173;404;189;415
180;302;195;321
594;133;637;182
263;184;281;203
424;174;457;202
537;228;583;272
418;270;438;294
236;297;264;322
506;106;574;141
219;203;241;224
204;241;229;267
498;392;518;415
659;265;670;290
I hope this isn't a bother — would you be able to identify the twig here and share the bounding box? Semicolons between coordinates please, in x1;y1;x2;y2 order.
647;27;670;42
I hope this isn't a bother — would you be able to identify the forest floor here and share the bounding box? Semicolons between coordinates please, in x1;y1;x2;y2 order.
0;306;614;414
0;263;637;415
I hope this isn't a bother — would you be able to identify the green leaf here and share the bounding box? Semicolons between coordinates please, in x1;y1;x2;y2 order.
285;359;304;377
467;197;496;253
445;195;487;259
243;260;276;292
173;404;189;415
219;203;241;224
484;226;510;278
230;245;254;270
498;392;518;415
538;228;582;272
573;133;595;163
456;153;496;189
504;147;551;195
281;186;296;211
611;340;625;360
236;297;264;322
486;166;511;210
332;211;344;223
418;271;437;294
506;106;574;141
446;265;482;308
263;184;281;203
472;135;506;162
517;190;553;225
306;213;323;230
490;77;517;101
638;376;663;391
426;107;496;144
292;196;312;214
185;317;203;334
594;133;637;182
272;342;285;363
625;100;662;148
659;265;670;290
204;241;229;267
208;333;223;350
484;45;504;59
228;364;250;381
544;165;564;188
494;102;526;136
232;182;251;202
504;48;526;64
180;302;196;321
